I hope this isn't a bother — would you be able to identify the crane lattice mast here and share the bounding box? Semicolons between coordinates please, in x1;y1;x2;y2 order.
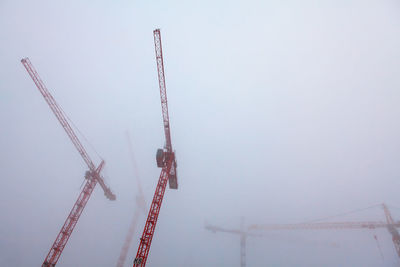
382;203;400;257
21;58;116;267
116;134;146;267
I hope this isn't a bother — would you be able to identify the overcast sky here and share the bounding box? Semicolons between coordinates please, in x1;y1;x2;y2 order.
2;0;400;266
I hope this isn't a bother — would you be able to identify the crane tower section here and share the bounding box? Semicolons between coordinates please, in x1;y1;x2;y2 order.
116;134;147;267
383;203;400;258
43;162;104;266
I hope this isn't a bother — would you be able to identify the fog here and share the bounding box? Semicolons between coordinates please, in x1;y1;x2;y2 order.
2;0;400;266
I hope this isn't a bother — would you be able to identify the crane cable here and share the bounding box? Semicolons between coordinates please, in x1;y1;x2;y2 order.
61;104;103;161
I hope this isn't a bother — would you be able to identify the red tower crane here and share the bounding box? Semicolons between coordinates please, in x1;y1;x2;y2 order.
21;58;116;267
250;204;400;259
116;133;147;267
133;29;178;266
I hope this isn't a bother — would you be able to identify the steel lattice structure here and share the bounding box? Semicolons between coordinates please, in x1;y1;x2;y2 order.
21;58;116;267
250;221;400;230
116;134;146;267
133;29;178;267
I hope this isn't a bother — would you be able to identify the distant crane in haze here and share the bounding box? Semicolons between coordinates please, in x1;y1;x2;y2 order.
21;58;116;267
116;133;147;267
250;204;400;260
205;218;338;267
133;29;178;266
205;218;250;267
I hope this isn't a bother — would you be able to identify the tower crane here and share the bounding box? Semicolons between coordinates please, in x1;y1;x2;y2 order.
133;29;178;266
21;58;116;267
116;133;147;267
205;219;338;267
205;218;250;267
250;204;400;259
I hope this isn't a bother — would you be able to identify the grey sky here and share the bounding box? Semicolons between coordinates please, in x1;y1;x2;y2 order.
1;0;400;266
